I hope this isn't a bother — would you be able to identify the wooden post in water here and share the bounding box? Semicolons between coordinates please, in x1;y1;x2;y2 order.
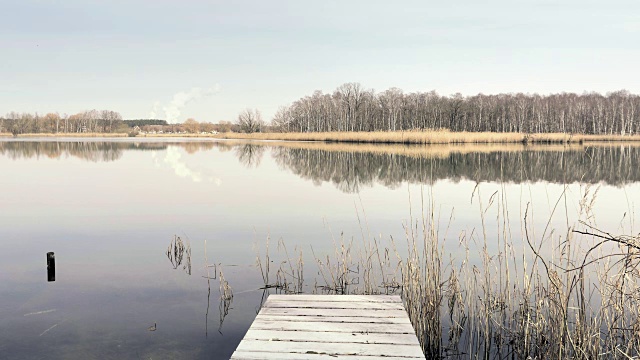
47;252;55;282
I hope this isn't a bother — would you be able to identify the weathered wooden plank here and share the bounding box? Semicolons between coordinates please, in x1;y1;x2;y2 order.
250;319;415;334
231;295;425;359
264;300;405;310
267;294;401;302
234;339;425;358
257;314;412;324
232;351;424;360
259;307;408;318
243;328;421;345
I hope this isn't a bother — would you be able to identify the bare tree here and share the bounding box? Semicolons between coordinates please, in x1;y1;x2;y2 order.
237;108;264;133
43;113;61;133
272;106;292;132
100;110;123;133
183;118;200;133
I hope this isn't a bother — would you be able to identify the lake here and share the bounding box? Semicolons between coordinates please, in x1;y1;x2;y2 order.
1;138;638;359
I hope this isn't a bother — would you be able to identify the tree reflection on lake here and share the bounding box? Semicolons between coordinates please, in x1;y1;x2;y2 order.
268;143;640;192
0;140;216;162
3;140;639;190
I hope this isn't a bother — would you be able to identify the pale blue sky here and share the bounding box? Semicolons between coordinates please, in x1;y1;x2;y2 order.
1;0;639;123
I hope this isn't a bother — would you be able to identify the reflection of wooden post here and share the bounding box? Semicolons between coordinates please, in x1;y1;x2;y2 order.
47;252;55;282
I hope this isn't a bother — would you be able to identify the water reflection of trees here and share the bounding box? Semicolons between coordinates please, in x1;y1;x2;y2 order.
272;145;640;192
234;144;265;168
0;141;217;162
5;141;640;190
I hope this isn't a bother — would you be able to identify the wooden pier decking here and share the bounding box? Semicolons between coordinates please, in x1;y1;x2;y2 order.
231;295;425;359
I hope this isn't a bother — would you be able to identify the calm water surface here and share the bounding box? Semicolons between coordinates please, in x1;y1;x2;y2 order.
1;139;638;359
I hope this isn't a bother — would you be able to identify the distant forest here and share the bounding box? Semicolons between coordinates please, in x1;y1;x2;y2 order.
272;83;640;135
124;119;168;127
0;110;128;134
0;110;232;135
3;84;640;135
0;110;172;135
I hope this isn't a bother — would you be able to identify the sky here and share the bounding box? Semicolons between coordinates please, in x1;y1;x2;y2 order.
1;0;639;123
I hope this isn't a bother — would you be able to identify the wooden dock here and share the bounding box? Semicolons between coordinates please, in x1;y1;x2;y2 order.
231;294;425;359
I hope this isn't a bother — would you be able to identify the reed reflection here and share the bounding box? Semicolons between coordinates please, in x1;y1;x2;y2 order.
166;235;192;275
218;268;233;335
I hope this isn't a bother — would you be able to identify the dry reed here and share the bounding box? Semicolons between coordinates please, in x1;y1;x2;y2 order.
219;267;233;301
255;234;305;294
10;130;640;144
256;186;640;359
214;130;640;145
166;235;191;275
218;266;233;333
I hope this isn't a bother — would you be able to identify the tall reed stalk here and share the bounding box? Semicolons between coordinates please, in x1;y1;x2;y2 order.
256;186;640;359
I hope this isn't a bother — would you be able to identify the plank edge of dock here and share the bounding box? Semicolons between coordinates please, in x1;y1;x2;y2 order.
231;295;424;359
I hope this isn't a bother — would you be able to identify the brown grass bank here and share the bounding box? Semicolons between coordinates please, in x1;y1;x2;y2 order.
213;130;640;144
215;138;640;163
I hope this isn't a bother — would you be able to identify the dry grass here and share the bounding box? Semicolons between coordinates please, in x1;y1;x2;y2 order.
219;268;233;301
259;187;640;359
218;266;234;333
221;139;640;162
255;235;305;294
166;235;192;275
214;138;640;163
214;130;640;145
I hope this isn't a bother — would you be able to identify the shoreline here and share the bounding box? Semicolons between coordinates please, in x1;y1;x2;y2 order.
207;130;640;144
4;130;640;144
0;132;128;138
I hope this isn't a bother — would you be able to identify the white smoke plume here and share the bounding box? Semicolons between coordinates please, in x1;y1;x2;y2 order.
149;84;220;122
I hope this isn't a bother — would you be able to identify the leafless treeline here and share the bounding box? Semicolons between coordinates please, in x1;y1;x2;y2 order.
0;141;230;162
1;110;123;134
272;83;640;134
0;141;173;162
